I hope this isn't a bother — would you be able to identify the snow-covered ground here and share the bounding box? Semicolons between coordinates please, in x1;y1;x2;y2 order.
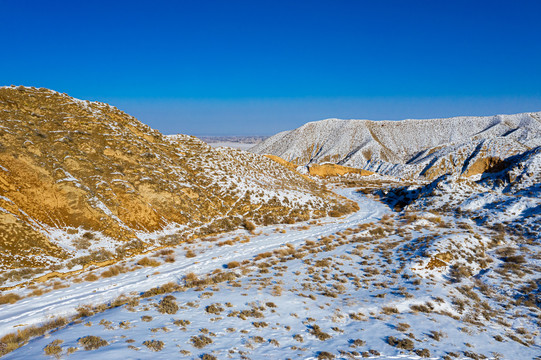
1;188;540;359
208;142;255;150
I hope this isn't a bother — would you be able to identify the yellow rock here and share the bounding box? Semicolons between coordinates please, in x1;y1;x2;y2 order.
308;163;374;178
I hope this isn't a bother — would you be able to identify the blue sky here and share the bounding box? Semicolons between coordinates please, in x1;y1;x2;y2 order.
2;0;540;135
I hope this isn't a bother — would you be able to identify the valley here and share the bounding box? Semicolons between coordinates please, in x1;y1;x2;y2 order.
0;87;539;359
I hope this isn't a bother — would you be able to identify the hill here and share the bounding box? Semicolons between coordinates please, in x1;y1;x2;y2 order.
0;86;353;274
250;112;541;179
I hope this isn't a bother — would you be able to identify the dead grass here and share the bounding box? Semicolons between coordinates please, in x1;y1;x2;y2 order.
190;335;213;349
386;336;414;350
0;293;21;305
43;339;63;357
243;220;257;231
309;324;331;341
157;295;179;314
137;257;161;267
84;273;99;282
226;261;240;269
143;340;164;351
0;317;69;356
77;335;108;350
101;265;126;278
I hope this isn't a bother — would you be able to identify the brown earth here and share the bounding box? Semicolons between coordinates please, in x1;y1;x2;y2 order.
0;86;354;271
308;164;374;178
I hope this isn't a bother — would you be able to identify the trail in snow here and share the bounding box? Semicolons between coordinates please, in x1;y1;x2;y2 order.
0;189;387;338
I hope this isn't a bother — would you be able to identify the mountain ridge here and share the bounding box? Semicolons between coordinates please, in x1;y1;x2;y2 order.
250;111;541;179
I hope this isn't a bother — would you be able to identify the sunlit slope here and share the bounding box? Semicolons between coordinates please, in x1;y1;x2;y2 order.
0;86;353;270
251;113;541;179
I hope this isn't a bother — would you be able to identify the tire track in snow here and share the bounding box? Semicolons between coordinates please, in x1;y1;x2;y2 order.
0;188;387;337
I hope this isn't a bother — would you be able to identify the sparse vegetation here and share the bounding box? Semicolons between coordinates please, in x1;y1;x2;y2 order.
157;295;179;314
43;339;63;357
190;335;213;349
78;336;108;351
143;340;164;351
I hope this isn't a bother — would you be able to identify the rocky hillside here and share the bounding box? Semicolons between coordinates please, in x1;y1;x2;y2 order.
250;112;541;179
0;86;354;271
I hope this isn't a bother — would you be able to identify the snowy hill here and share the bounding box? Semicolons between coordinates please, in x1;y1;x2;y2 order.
0;86;353;275
250;112;541;179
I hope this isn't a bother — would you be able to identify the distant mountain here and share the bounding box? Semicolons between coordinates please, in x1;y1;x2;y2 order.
0;86;353;271
250;112;541;179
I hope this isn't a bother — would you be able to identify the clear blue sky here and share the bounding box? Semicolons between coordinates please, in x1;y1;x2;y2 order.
2;0;540;135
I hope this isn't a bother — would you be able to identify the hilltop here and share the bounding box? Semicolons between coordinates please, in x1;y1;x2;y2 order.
0;86;353;274
250;112;541;179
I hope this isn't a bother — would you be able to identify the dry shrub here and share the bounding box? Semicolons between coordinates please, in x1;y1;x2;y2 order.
143;340;164;351
350;339;366;347
271;285;283;296
0;317;68;356
395;322;410;332
410;302;434;313
254;252;273;261
184;272;198;285
84;273;99;282
386;336;414;350
142;282;182;298
502;255;526;264
317;351;335;360
101;265;124;278
164;255;175;263
329;210;342;217
244;220;256;231
43;339;63;357
157;249;174;256
201;354;217;360
185;250;196;258
429;330;445;341
415;348;431;357
29;288;45;297
217;239;235;246
0;293;21;305
309;325;331;341
205;303;224;315
381;306;399;315
190;335;213;349
449;264;472;283
137;257;161;267
226;261;240;269
173;319;191;327
78;335;108;350
75;305;95;318
51;281;68;290
157;295;179;314
72;237;91;250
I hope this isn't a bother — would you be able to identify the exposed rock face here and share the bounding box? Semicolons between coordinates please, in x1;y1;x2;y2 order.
0;86;351;270
307;164;374;178
250;113;541;179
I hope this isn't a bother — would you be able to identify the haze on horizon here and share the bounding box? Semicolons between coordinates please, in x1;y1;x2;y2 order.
2;0;540;136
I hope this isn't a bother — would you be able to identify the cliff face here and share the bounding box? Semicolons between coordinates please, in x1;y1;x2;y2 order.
0;86;350;270
250;113;541;179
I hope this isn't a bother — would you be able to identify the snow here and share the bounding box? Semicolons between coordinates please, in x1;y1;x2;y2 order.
2;188;539;359
250;112;541;179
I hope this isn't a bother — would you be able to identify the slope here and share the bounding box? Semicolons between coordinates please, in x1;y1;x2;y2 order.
250;112;541;179
0;86;354;274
